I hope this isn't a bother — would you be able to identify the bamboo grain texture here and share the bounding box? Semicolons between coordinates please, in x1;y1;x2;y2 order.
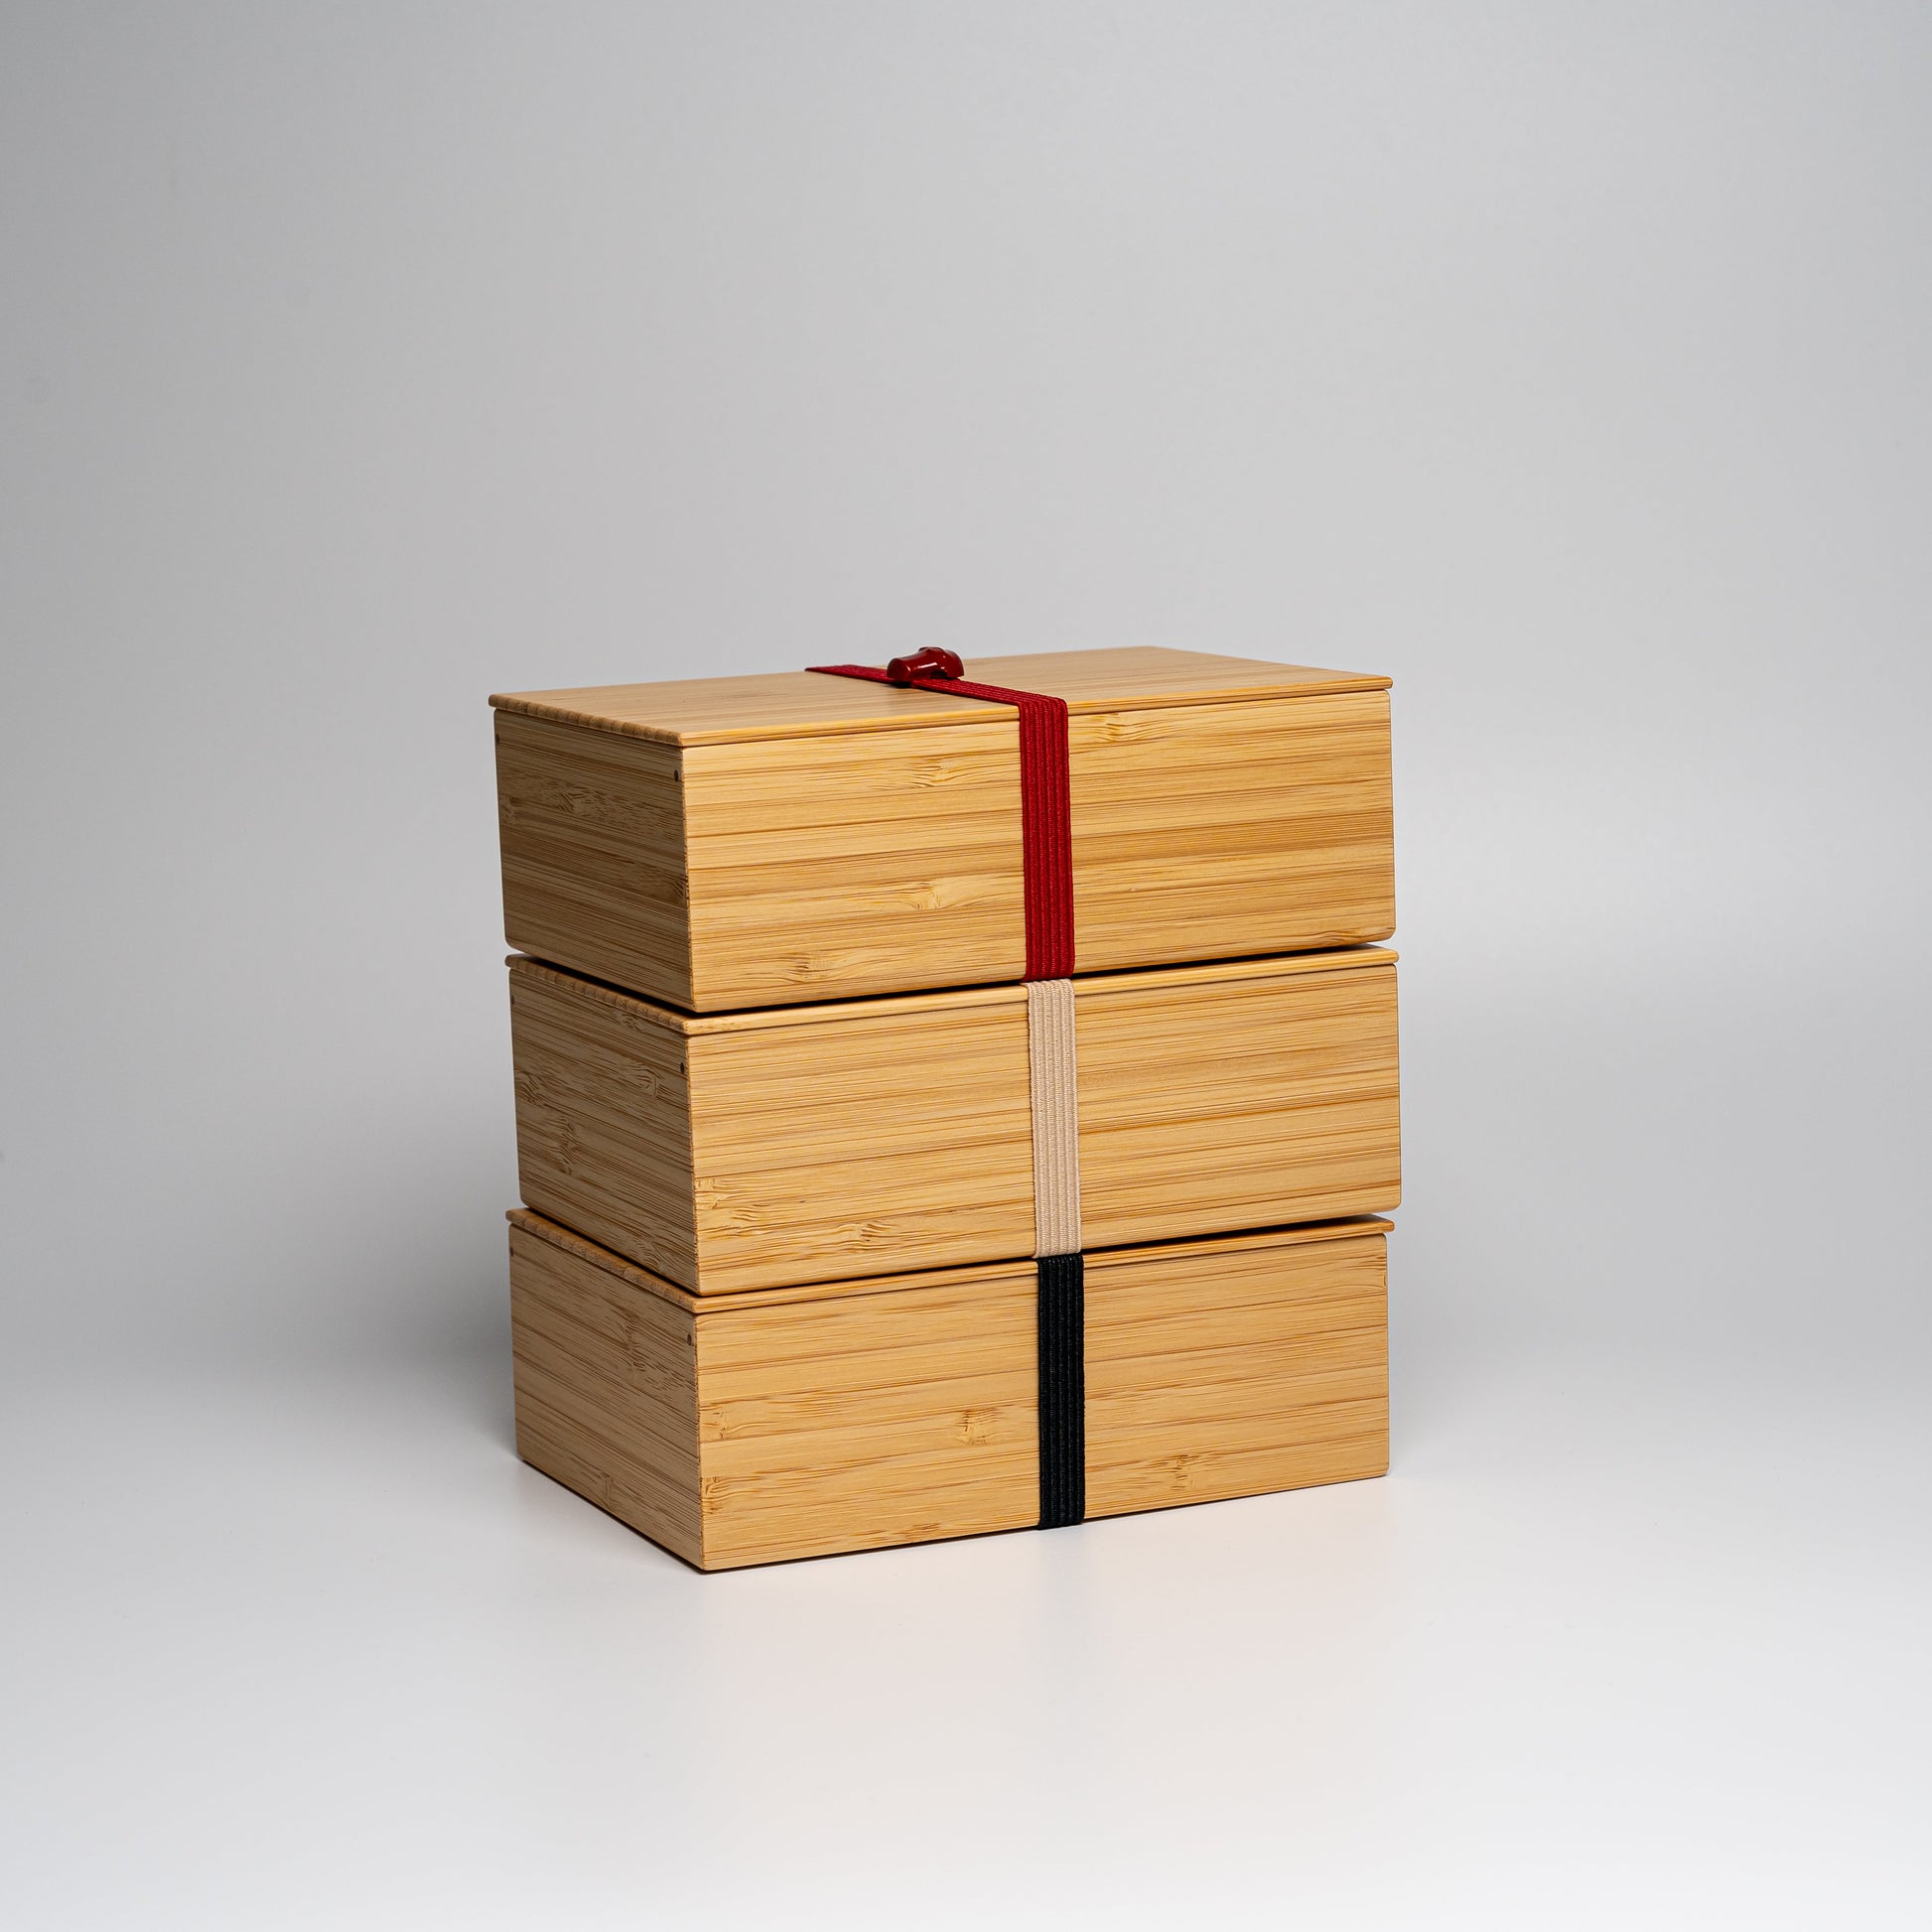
1084;1234;1388;1516
493;647;1394;1010
509;1224;704;1567
1077;958;1401;1249
490;646;1392;745
509;970;702;1285
495;711;696;1009
506;1208;1390;1570
694;1277;1042;1569
507;949;1401;1295
683;721;1026;1012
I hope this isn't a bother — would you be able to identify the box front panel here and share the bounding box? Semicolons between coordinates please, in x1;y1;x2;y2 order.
1084;1233;1389;1519
1070;690;1394;971
682;722;1028;1010
513;956;1396;1295
1076;962;1400;1249
694;1272;1040;1568
686;1001;1035;1294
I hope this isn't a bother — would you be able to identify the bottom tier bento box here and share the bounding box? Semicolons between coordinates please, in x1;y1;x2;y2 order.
508;1207;1391;1570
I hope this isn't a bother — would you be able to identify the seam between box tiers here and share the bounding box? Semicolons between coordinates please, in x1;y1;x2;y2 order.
506;1208;1393;1315
503;947;1398;1036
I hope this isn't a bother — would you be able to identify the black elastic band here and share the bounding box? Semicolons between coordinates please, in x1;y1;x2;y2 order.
1036;1253;1085;1528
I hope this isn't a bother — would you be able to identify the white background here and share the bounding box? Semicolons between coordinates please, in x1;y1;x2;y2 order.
4;4;1929;1924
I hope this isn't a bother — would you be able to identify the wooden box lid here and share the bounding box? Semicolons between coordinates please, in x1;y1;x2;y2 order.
491;647;1390;746
492;646;1394;1012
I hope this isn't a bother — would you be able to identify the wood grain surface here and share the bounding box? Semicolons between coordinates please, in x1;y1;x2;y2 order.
506;1206;1391;1309
1084;1230;1388;1517
509;964;702;1285
1076;956;1401;1249
509;1222;703;1567
682;720;1028;1008
506;1207;1390;1570
694;1273;1042;1568
491;646;1394;1009
495;710;695;1009
1067;688;1393;970
489;646;1392;746
507;948;1399;1295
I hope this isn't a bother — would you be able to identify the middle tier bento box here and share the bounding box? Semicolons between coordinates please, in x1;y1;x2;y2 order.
508;945;1400;1295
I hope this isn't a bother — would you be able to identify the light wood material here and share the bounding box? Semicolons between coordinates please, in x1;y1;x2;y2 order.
1075;952;1401;1252
694;1272;1042;1569
1066;688;1392;975
1085;1229;1388;1516
508;948;1400;1295
495;713;696;1010
505;1207;1388;1311
493;646;1394;1010
491;648;1392;745
681;720;1026;1011
509;1223;703;1567
509;963;701;1287
507;1207;1390;1570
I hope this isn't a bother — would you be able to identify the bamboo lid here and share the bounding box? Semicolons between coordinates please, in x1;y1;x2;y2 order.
489;645;1391;747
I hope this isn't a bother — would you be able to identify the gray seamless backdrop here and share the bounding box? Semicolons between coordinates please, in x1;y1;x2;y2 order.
3;5;1929;1928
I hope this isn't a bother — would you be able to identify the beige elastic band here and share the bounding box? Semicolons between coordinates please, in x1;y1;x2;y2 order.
1026;978;1081;1257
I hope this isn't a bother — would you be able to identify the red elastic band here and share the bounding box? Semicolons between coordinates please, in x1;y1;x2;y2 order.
806;661;1074;980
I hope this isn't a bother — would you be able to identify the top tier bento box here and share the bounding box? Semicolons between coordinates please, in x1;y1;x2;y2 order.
491;647;1393;1013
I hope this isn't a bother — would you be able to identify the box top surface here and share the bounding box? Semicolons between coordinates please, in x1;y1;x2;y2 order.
489;646;1391;747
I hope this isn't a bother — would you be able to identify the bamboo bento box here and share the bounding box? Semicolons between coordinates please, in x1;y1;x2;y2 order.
491;647;1393;1013
509;944;1400;1296
510;1206;1391;1571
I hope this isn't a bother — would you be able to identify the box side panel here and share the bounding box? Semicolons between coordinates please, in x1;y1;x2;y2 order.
1070;690;1395;971
509;966;702;1289
694;1276;1039;1568
1077;962;1401;1249
686;1002;1035;1294
495;711;694;1006
681;722;1027;1010
509;1226;704;1566
1085;1233;1389;1519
